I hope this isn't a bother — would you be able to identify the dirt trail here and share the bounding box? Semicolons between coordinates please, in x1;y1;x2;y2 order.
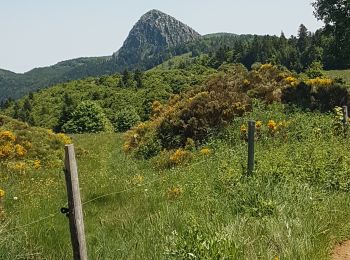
332;240;350;260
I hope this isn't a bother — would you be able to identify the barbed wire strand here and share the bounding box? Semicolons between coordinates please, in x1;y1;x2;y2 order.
1;154;223;234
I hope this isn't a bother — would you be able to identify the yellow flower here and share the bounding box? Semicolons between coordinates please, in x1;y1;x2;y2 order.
255;121;263;129
305;77;333;86
170;149;191;165
166;186;183;200
0;189;5;198
240;124;247;134
284;76;298;86
33;160;41;169
260;63;273;70
243;79;250;85
56;133;72;145
15;144;27;157
267;120;277;131
0;131;16;142
0;143;14;158
200;148;211;156
15;162;27;171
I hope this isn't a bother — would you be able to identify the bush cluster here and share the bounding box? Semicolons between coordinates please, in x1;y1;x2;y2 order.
124;63;350;160
0;115;71;172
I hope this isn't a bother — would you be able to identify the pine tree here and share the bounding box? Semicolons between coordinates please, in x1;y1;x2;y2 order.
134;69;143;88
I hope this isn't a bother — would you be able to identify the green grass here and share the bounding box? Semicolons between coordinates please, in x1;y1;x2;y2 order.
325;69;350;84
2;103;350;259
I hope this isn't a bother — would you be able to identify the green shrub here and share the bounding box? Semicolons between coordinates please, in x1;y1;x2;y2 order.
62;101;113;133
113;108;141;132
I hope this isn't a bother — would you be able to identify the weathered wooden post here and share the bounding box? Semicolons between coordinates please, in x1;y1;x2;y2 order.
247;120;255;175
342;106;348;127
64;144;88;260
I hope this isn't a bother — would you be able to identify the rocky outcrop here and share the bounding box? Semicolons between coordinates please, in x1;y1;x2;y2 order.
112;9;201;69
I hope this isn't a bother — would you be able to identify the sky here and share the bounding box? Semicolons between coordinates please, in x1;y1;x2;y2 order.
0;0;323;73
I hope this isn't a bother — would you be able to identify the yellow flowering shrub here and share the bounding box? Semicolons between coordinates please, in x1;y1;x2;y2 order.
166;186;183;200
259;63;274;70
33;159;41;169
305;77;333;86
0;131;16;142
240;124;247;134
56;133;72;145
170;149;192;165
15;144;27;157
200;147;211;156
151;101;163;117
284;76;298;87
0;189;5;198
255;121;263;129
0;143;14;158
267;120;277;131
0;115;73;172
7;161;27;172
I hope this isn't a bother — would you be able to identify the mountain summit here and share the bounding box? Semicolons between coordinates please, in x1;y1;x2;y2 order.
112;9;201;69
0;10;201;102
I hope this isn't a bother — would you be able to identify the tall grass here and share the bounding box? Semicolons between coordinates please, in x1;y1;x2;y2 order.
2;103;350;259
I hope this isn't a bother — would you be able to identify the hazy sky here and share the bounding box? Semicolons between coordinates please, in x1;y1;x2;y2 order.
0;0;323;73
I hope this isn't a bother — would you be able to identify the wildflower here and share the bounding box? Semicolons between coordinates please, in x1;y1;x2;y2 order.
152;101;163;116
0;131;16;142
305;77;333;86
13;197;18;200
0;143;14;157
0;189;5;198
267;120;277;131
240;124;247;134
200;148;211;156
15;144;27;157
284;76;298;87
255;121;263;129
169;149;191;165
243;79;250;85
166;186;183;200
56;133;72;145
260;63;273;70
33;159;41;169
13;162;27;171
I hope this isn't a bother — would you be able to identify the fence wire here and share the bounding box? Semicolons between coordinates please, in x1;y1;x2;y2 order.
1;155;217;234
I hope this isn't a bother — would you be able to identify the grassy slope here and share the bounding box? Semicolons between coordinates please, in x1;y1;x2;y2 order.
325;70;350;84
2;104;350;259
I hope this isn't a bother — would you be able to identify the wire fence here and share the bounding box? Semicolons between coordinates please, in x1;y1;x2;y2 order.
0;155;216;235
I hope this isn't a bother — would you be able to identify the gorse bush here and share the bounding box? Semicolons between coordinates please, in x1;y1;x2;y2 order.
62;101;113;134
282;80;349;112
124;63;349;159
0;115;71;172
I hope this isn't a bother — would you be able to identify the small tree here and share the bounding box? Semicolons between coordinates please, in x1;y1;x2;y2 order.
62;101;113;133
114;107;141;132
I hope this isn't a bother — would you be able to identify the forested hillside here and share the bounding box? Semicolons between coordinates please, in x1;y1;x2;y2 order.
1;4;349;103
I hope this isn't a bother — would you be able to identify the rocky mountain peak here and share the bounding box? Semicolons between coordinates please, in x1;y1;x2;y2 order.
113;9;201;69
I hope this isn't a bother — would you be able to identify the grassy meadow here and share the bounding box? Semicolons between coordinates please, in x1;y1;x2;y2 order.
325;69;350;84
2;103;350;259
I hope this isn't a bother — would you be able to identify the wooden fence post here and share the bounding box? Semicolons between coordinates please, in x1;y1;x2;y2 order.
247;120;255;175
342;106;348;126
64;144;88;260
